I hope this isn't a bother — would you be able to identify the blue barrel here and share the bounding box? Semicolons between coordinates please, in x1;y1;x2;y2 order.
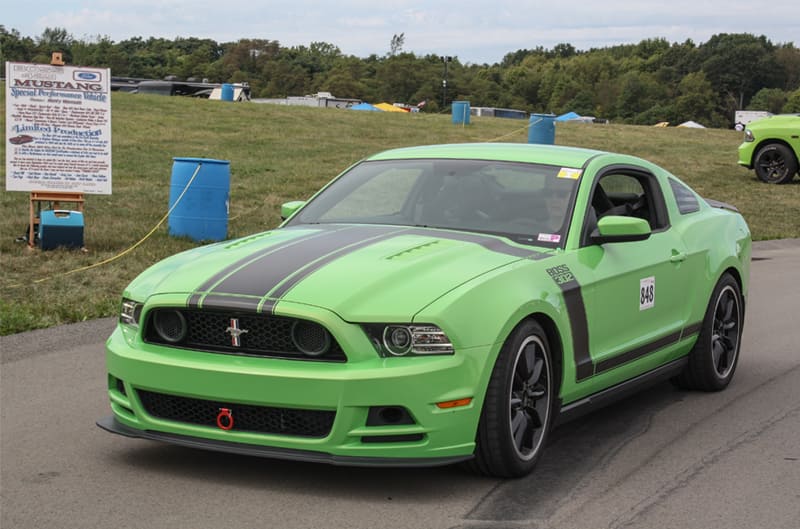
452;101;471;125
528;113;556;144
168;158;230;242
221;83;234;101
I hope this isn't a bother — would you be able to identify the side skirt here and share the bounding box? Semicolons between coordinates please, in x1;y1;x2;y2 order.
554;357;688;426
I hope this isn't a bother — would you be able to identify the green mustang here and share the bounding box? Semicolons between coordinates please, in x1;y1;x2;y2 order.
98;143;751;477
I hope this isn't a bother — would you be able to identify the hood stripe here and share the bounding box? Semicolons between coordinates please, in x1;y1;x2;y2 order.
192;225;551;313
204;226;399;299
188;228;342;307
266;228;410;302
200;294;263;312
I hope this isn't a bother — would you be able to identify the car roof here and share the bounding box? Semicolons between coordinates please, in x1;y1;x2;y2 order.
365;143;607;168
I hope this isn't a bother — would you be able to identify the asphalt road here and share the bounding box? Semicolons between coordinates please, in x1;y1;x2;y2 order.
2;240;799;529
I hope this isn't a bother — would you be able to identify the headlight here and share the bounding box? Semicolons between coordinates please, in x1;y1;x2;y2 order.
363;324;454;357
743;130;754;142
120;298;143;326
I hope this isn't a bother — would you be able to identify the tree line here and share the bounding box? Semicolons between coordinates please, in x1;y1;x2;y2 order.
2;26;799;128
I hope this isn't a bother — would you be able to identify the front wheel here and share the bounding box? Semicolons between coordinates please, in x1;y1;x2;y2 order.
754;143;798;184
468;319;555;478
674;273;743;391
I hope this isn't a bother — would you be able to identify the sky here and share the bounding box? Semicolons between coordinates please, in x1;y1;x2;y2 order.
3;0;799;64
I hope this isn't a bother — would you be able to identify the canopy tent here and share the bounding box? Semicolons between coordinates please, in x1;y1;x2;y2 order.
350;102;381;111
678;120;706;128
555;111;596;123
555;111;580;121
375;102;409;112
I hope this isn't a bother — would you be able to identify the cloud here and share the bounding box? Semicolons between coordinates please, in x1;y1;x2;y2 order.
7;0;798;64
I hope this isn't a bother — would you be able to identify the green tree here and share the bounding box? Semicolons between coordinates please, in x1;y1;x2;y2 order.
615;71;667;121
774;44;800;91
675;71;720;125
319;56;369;99
700;33;780;110
748;88;788;113
783;89;800;112
34;27;73;63
0;26;36;63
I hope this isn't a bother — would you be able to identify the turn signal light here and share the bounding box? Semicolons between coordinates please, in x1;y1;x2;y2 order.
436;397;473;409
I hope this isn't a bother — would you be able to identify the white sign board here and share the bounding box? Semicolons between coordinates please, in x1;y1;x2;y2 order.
5;62;112;194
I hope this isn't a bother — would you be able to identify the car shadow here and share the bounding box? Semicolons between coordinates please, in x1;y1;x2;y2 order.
105;380;686;507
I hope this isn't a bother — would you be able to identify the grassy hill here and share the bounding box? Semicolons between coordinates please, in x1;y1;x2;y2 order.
1;91;798;335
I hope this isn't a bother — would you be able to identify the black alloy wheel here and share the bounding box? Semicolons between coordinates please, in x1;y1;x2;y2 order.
709;284;741;380
754;143;798;184
673;273;743;391
469;319;554;477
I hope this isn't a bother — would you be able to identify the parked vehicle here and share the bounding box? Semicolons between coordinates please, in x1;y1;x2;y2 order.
737;114;800;183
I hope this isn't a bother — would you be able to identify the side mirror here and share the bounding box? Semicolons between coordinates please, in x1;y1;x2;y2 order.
590;215;651;244
280;200;305;221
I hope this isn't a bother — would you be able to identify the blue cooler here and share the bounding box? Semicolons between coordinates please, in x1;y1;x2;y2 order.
39;210;84;250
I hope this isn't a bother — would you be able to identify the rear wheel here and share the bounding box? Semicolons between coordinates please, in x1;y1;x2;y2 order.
673;273;743;391
468;320;554;478
754;143;798;184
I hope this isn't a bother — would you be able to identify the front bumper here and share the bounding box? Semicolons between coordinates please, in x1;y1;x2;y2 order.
737;141;755;169
100;321;492;465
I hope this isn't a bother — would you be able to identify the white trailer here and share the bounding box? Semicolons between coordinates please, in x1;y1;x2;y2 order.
734;110;772;130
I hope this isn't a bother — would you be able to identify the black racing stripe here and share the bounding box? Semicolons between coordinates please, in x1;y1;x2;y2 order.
211;226;399;298
406;228;549;259
188;228;342;307
595;330;683;374
268;229;409;301
594;320;703;375
546;264;593;381
260;299;276;314
200;295;262;312
561;283;594;381
682;321;702;337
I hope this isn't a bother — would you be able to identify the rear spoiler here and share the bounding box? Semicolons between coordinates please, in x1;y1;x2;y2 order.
704;198;739;212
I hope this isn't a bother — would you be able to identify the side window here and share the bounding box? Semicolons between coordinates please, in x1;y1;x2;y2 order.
582;168;669;246
668;178;701;214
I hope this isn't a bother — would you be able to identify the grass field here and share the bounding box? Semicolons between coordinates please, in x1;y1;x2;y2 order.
2;91;798;335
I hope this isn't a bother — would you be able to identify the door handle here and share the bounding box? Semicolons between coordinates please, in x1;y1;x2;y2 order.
670;250;687;263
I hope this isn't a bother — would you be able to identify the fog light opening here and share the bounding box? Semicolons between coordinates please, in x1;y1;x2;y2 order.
153;309;187;343
366;406;415;426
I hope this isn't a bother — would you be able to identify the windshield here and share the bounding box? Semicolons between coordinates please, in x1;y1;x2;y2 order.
287;158;580;247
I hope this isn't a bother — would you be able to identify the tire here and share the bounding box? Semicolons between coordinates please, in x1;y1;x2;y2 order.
468;319;555;478
673;273;743;391
754;143;798;184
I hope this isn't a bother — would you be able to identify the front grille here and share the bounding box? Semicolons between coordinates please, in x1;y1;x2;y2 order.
138;390;336;438
143;309;346;361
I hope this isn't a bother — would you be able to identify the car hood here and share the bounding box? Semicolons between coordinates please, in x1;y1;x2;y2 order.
128;225;549;321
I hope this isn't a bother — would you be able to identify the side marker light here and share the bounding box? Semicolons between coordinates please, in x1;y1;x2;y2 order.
436;398;473;409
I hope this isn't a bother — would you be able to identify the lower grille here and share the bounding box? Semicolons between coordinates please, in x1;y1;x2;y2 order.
137;390;335;438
